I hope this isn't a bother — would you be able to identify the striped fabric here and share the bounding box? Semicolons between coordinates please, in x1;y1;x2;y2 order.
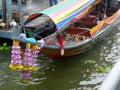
24;0;95;30
90;9;120;36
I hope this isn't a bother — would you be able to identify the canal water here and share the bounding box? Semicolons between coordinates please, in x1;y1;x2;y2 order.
0;26;120;90
0;0;120;90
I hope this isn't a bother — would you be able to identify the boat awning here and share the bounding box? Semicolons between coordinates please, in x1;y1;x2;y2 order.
24;0;95;30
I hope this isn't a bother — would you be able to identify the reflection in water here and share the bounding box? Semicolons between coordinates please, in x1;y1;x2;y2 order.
106;32;120;62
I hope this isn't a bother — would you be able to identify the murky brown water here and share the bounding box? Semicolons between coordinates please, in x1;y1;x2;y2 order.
0;25;120;90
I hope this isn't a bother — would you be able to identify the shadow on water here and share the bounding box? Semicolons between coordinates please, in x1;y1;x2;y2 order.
0;22;120;90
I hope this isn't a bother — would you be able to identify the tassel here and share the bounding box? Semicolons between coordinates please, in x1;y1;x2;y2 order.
9;40;23;70
22;43;32;71
10;40;41;80
30;45;39;72
21;42;31;80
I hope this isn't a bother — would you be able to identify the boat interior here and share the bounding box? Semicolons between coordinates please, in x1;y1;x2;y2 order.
34;4;119;46
54;7;119;45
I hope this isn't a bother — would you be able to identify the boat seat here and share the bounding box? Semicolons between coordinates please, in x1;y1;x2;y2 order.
89;12;97;16
67;28;91;37
81;17;96;23
74;21;97;29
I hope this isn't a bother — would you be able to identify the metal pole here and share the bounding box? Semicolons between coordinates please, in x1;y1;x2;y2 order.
1;0;6;23
18;0;22;25
6;0;12;28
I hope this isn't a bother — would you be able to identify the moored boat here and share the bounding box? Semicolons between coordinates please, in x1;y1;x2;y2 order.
39;1;120;58
40;9;120;58
12;0;120;58
9;0;99;79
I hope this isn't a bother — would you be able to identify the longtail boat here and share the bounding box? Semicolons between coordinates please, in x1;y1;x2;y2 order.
9;0;99;79
12;0;120;58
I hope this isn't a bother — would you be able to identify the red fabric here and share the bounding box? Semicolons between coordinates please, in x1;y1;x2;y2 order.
57;34;64;49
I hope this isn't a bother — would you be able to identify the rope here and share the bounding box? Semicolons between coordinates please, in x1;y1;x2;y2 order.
35;24;55;35
33;33;43;39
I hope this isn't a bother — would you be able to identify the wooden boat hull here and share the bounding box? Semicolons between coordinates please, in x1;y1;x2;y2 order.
40;40;93;58
40;9;120;58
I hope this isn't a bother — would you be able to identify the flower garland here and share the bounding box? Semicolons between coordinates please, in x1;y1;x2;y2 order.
22;42;32;71
9;40;23;70
21;43;40;79
30;45;39;71
10;40;42;80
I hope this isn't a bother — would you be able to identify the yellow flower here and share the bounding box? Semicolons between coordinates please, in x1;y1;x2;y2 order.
26;43;31;48
13;40;19;45
31;45;38;50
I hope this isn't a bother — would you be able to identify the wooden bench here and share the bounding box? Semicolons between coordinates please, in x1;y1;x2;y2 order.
67;28;91;37
81;17;96;23
74;21;97;29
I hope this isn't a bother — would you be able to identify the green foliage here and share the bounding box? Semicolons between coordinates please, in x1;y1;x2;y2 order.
85;59;113;73
0;42;11;51
95;63;113;73
85;59;96;64
111;35;117;40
